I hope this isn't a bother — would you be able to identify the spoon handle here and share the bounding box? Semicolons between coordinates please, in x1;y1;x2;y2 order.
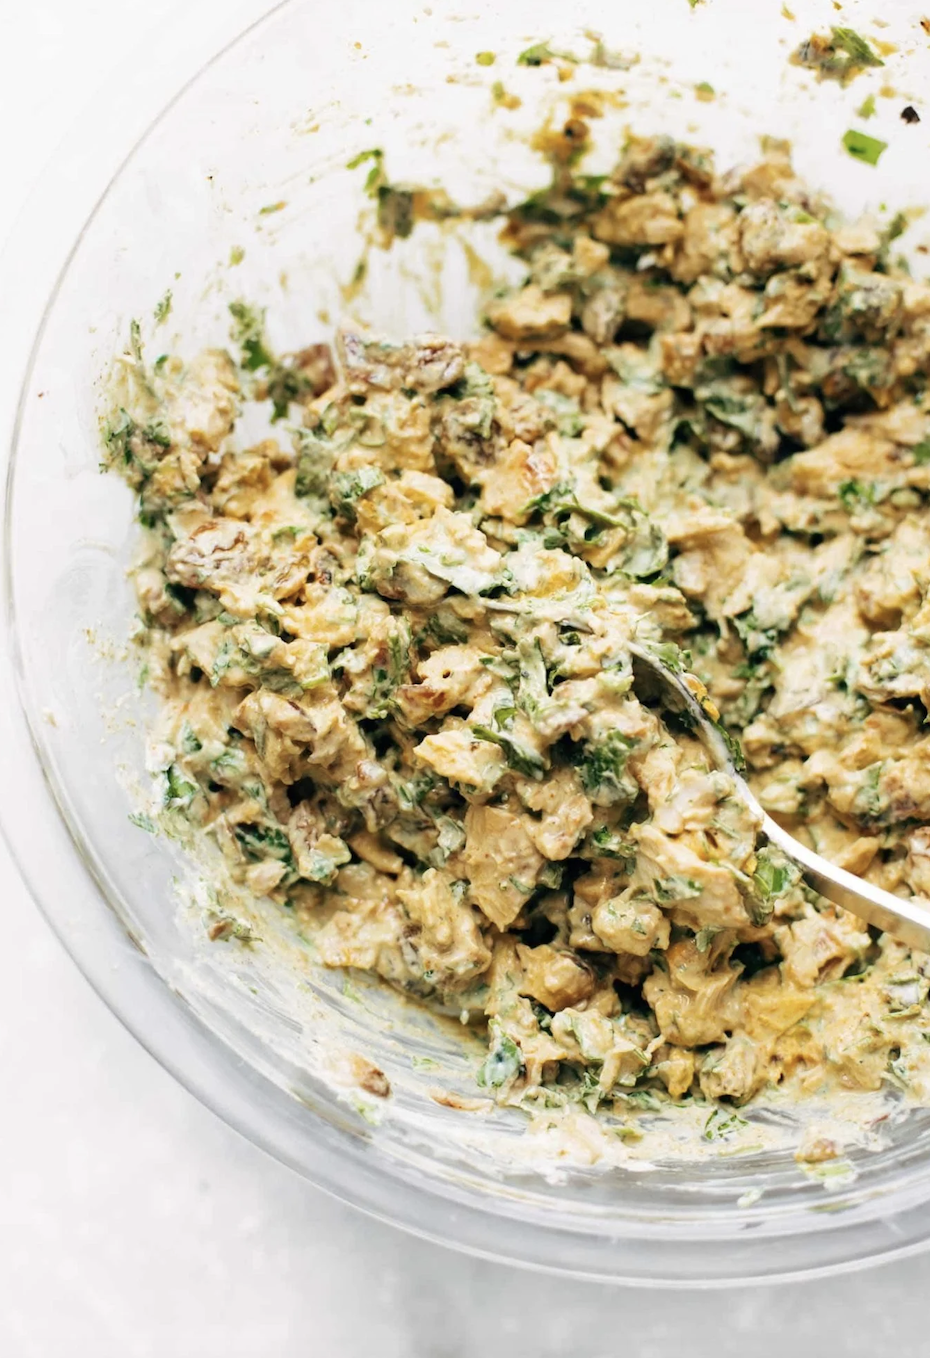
761;812;930;954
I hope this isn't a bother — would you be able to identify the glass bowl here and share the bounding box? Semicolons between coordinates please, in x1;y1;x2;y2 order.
5;0;930;1286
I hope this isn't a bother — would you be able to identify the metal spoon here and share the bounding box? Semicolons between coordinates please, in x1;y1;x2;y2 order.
629;642;930;954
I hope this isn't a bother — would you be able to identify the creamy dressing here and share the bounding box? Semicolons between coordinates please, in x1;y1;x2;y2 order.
107;134;930;1152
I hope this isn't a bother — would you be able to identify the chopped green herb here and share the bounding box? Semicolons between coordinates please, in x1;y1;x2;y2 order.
733;610;785;661
472;723;547;778
639;640;690;675
696;926;722;953
266;362;315;422
698;383;774;450
852;761;889;824
622;1088;665;1111
428;817;467;867
301;841;351;884
522;480;630;530
831;27;883;68
294;426;346;500
533;388;585;436
838;478;877;512
366;620;411;719
753;857;790;900
748;847;799;925
418;611;469;647
329;466;386;517
476;1023;523;1088
180;722;203;754
153;290;173;324
476;51;496;66
856;93;876;119
842;129;888;165
259;201;287;215
577;731;637;806
129;317;143;365
515;637;548;719
589;827;637;868
653;875;703;903
210;747;248;783
718;724;748;775
346;147;383;171
101;409;172;498
517;41;557;66
234;822;294;865
229;300;274;371
163;764;197;808
492;703;517;728
704;1107;749;1141
129;811;157;834
347;148;390;204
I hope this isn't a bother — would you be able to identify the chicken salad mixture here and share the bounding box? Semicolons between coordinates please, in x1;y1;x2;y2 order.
108;134;930;1127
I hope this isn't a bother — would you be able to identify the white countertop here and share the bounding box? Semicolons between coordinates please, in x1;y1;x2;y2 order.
2;3;928;1352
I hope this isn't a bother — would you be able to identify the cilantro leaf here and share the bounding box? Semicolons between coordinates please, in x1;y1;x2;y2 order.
234;822;294;866
576;730;637;805
748;847;799;925
589;827;637;869
366;619;411;719
163;764;197;809
471;723;547;778
329;466;386;517
477;1023;523;1088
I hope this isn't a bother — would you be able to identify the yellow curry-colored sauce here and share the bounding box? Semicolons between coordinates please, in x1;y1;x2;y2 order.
108;135;930;1140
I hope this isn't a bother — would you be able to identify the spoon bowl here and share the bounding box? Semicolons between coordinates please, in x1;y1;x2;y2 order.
629;642;930;955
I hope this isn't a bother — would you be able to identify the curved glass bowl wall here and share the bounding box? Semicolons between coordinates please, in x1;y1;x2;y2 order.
5;0;930;1284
